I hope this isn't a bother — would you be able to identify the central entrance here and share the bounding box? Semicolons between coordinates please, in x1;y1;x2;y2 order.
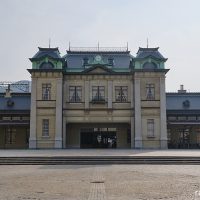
80;128;117;148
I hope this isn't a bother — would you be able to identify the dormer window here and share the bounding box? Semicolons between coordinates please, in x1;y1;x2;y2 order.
108;58;114;65
39;62;54;69
83;57;89;65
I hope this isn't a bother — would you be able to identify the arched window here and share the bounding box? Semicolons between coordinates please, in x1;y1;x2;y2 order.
39;62;54;69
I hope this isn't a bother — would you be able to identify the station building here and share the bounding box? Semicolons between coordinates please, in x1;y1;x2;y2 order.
0;46;200;149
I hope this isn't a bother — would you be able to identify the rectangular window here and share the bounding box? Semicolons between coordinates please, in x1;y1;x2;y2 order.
178;116;187;121
115;86;128;102
146;84;155;100
188;116;197;121
147;119;155;137
168;116;177;121
92;86;105;101
42;119;49;137
5;128;16;144
42;84;51;100
69;86;82;102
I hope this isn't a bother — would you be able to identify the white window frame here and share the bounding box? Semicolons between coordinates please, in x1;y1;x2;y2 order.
147;119;155;138
42;83;51;100
42;119;49;137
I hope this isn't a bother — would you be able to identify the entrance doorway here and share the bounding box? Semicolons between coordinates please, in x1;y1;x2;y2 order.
80;128;117;148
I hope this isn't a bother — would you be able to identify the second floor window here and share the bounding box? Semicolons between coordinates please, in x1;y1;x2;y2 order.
115;86;128;102
42;119;49;137
69;86;82;102
146;84;155;100
42;83;51;100
92;86;105;101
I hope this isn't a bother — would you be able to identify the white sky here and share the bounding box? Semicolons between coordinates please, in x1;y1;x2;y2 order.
0;0;200;92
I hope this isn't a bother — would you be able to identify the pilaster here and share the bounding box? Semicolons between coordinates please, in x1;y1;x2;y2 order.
108;80;113;109
160;77;168;149
85;80;89;109
134;78;142;148
55;77;63;148
29;77;37;148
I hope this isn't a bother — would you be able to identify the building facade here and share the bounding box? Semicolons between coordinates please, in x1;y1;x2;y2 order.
27;46;168;149
0;84;30;149
1;45;199;149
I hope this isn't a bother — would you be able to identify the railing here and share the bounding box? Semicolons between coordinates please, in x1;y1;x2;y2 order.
0;81;30;93
68;46;128;52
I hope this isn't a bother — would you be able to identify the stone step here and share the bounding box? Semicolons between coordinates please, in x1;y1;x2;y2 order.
0;156;200;165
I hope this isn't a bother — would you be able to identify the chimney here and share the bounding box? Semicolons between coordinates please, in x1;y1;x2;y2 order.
5;84;11;98
178;84;186;93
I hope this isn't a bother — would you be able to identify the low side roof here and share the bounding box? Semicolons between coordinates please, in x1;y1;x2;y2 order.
0;93;31;111
166;93;200;111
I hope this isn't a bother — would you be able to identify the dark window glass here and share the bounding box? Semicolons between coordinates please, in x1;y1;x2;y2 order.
115;86;128;102
5;128;16;144
42;84;51;100
146;84;155;100
92;86;105;101
69;86;82;102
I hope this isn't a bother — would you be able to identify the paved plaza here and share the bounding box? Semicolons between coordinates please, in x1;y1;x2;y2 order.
0;164;200;200
1;150;200;199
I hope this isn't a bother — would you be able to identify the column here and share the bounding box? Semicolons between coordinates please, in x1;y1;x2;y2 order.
62;118;66;148
130;79;134;148
55;78;63;148
160;77;168;149
134;78;142;148
108;80;112;109
131;116;134;148
85;80;89;109
29;77;37;148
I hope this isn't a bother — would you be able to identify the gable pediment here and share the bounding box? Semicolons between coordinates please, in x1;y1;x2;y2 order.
83;65;114;74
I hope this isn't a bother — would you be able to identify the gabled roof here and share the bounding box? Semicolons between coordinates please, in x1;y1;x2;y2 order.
30;47;62;61
135;47;167;61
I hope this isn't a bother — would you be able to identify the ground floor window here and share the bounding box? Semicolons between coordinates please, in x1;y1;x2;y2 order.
42;119;49;137
147;119;155;137
5;128;16;144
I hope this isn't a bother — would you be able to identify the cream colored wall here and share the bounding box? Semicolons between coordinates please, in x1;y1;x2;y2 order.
135;72;165;148
63;74;133;123
141;116;161;149
140;75;161;101
31;71;62;148
36;115;55;148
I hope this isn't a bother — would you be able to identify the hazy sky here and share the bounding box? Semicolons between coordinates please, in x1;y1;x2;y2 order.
0;0;200;92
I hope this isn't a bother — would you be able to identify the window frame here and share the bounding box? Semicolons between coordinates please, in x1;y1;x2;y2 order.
146;83;155;100
147;119;155;138
92;86;105;102
42;119;49;137
115;86;128;102
69;86;82;103
5;128;16;144
42;83;51;100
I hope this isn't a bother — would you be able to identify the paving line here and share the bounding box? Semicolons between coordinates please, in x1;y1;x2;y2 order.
88;167;107;200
